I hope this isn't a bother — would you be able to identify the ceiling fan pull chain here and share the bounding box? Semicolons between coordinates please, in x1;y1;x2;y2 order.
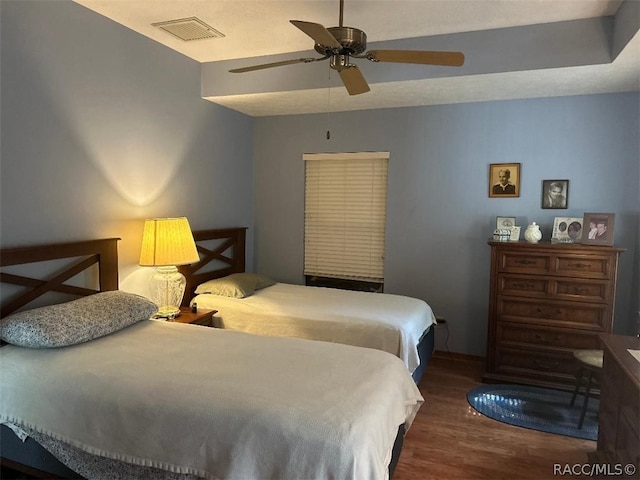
326;65;331;140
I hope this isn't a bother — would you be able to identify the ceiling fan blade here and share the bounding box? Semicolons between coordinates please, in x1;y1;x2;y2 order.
290;20;341;50
229;57;325;73
366;50;465;67
338;65;370;95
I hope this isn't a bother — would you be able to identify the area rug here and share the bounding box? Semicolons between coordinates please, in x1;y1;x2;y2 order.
467;384;598;441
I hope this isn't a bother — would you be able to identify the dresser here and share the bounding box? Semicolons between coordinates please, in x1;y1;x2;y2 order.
596;334;639;475
483;241;624;390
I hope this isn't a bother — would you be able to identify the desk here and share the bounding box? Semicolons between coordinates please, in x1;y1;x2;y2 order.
596;333;639;475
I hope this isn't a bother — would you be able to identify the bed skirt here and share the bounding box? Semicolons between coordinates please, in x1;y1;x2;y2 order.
412;326;435;384
1;424;82;479
1;423;408;480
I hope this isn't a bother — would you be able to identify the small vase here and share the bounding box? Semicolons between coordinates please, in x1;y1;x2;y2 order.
524;222;543;243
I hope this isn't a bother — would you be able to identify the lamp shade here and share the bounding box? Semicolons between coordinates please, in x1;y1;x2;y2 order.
139;217;199;267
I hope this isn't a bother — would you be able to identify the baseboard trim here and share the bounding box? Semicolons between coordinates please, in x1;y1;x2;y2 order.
433;350;484;362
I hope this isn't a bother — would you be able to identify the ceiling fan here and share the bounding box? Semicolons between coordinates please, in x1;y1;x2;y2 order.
229;0;465;95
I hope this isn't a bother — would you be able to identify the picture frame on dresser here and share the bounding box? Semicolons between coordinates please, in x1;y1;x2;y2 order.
551;217;583;243
581;212;615;246
496;216;516;230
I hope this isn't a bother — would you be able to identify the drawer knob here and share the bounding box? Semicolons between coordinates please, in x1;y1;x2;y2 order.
570;287;589;295
534;359;560;370
567;262;591;269
536;307;562;318
515;259;537;265
534;333;562;344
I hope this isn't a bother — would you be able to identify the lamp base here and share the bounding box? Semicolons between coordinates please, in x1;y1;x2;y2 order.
148;266;186;318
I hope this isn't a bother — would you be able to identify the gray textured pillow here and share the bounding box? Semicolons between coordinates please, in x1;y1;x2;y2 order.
0;291;157;348
194;273;276;298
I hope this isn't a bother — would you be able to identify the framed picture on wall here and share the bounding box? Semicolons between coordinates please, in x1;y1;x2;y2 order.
489;163;520;198
581;213;615;246
551;217;583;243
541;179;569;209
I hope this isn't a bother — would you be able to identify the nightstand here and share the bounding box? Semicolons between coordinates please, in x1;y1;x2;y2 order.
169;307;217;327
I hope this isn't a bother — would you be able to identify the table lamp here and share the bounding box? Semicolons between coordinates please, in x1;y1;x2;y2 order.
139;217;199;317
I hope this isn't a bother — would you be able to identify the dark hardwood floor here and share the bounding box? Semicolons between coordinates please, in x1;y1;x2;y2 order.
393;352;595;480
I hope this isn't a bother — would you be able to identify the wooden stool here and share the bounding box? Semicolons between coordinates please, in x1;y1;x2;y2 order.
570;349;603;429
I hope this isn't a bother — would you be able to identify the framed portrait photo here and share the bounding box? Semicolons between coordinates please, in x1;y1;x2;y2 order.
489;163;520;198
541;179;569;209
552;217;583;243
581;212;615;246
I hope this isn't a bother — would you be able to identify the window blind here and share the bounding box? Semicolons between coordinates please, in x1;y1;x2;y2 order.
304;152;389;283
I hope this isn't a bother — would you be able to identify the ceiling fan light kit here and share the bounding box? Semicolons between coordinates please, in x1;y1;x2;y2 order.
229;0;465;96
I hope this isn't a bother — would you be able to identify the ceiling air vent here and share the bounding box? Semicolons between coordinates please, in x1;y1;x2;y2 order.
152;17;225;42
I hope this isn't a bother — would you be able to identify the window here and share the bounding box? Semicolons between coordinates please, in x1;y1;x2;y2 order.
304;152;389;288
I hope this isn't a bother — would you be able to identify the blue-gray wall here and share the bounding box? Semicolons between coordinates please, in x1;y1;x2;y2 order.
1;0;254;294
253;95;639;355
2;1;638;357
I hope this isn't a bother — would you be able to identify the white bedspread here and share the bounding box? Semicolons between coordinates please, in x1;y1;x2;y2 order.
193;283;436;373
0;320;423;480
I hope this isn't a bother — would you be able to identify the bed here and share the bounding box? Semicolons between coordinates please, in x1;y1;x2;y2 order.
0;237;423;479
180;227;437;383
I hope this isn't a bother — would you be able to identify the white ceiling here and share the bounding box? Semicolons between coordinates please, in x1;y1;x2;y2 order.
74;0;639;116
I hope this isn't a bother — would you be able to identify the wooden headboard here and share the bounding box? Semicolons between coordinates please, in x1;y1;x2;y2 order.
0;238;120;319
178;227;247;306
0;237;121;476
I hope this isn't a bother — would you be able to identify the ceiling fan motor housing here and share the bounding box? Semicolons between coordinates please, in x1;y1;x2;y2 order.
315;26;367;55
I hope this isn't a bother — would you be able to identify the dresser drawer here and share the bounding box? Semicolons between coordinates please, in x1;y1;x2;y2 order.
498;274;610;303
495;347;576;383
554;278;611;303
498;274;548;298
496;322;599;350
498;251;551;274
620;379;640;442
615;417;640;471
616;371;640;469
497;296;609;331
555;253;613;279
